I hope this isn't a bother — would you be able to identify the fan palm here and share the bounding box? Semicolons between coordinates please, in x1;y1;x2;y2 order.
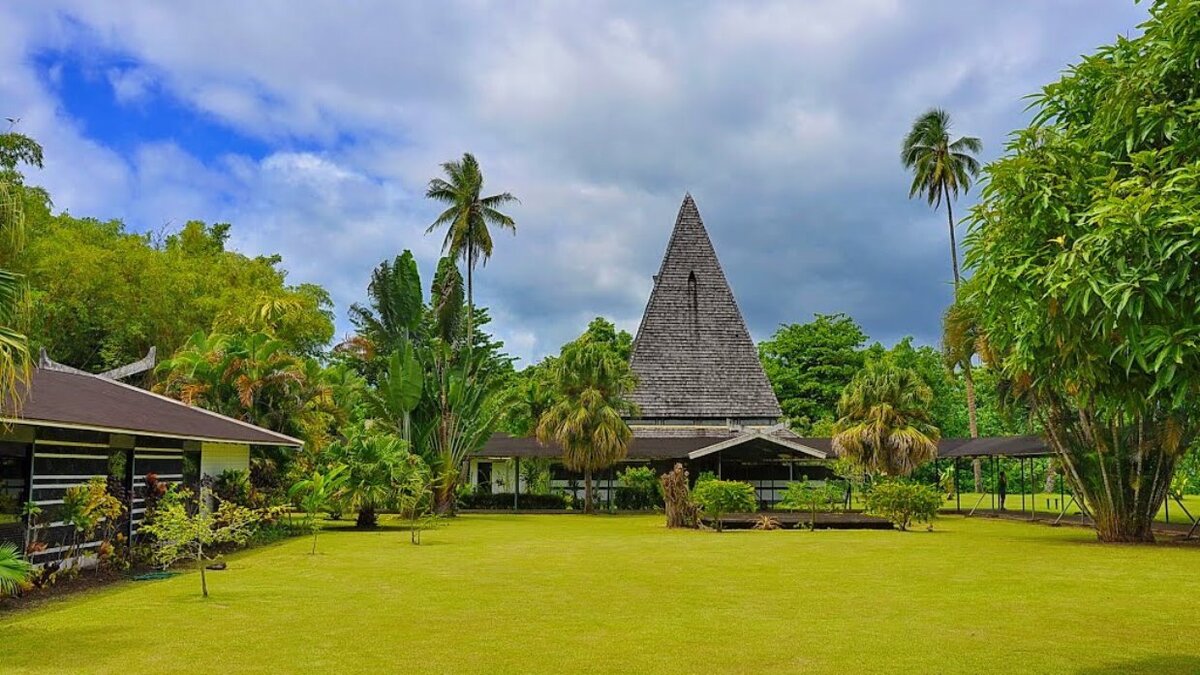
833;362;940;477
326;426;412;528
903;108;983;458
0;542;33;595
425;153;517;348
537;340;638;514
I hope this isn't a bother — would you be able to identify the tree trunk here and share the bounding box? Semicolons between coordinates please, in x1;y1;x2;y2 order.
1041;456;1060;494
356;506;377;528
311;530;318;555
465;240;474;353
946;198;961;287
583;468;594;515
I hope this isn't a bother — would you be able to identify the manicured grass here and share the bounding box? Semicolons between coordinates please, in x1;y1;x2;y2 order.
4;515;1200;674
942;492;1200;524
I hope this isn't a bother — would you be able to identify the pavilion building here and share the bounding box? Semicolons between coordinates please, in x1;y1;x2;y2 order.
471;195;834;506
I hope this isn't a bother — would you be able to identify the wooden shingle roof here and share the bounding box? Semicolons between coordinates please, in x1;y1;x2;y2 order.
628;195;783;420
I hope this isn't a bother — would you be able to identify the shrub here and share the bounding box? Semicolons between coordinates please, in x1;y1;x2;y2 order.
692;479;758;532
614;466;662;510
864;480;941;531
458;492;568;510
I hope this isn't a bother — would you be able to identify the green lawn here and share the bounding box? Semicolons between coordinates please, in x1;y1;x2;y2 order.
941;492;1200;524
4;515;1200;674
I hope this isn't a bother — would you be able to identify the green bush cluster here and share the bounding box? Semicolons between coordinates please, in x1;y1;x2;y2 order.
692;479;758;531
615;466;662;510
458;493;568;510
864;480;941;531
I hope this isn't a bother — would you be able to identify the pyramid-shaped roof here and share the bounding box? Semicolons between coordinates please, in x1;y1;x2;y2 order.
628;195;783;421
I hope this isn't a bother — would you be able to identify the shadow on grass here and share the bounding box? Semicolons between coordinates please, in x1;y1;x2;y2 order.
1074;654;1200;674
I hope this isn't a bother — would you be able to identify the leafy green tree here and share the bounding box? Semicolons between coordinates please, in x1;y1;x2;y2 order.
578;317;633;362
425;153;518;347
902;108;983;444
964;0;1200;542
140;487;258;598
692;479;758;531
0;542;33;595
864;480;941;531
537;339;638;514
833;362;940;477
759;314;866;432
289;465;348;554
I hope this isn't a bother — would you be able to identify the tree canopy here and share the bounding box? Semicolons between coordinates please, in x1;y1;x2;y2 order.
759;313;866;432
964;0;1200;541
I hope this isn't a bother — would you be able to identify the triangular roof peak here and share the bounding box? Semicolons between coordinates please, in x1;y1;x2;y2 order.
628;194;783;421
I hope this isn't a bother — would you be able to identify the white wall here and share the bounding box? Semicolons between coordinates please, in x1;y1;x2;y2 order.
200;442;251;478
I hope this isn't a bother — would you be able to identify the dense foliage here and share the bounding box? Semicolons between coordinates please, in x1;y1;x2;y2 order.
864;480;942;531
691;478;758;531
964;0;1200;542
536;335;638;514
832;361;940;476
759;314;866;432
18;210;333;371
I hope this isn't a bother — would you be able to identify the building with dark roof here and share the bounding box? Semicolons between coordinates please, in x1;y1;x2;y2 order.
472;195;834;505
1;366;302;564
470;194;1048;508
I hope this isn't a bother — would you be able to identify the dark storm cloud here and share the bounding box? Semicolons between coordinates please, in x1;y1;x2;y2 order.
2;1;1150;362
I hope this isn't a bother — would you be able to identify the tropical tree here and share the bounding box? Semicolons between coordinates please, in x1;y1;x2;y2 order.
289;464;348;554
424;153;517;346
349;251;425;357
0;131;40;408
0;542;33;596
536;339;638;514
364;343;424;444
417;347;496;512
832;362;940;477
759;313;867;432
902;108;982;288
140;486;258;598
325;425;415;528
964;0;1200;542
903;108;984;489
156;331;328;439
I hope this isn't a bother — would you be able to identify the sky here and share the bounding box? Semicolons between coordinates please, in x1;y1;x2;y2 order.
1;1;1150;366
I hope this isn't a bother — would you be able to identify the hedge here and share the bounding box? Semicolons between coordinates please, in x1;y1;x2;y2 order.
459;493;568;510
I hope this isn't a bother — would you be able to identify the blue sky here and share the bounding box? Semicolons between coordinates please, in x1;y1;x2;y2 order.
2;2;1150;364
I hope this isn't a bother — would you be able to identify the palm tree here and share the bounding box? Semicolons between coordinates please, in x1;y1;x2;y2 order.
0;132;41;410
0;542;33;595
326;425;412;528
537;340;638;514
832;362;940;477
424;153;517;349
901;108;981;288
903;108;983;487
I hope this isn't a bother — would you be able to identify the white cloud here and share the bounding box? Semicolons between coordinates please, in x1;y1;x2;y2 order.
0;1;1151;363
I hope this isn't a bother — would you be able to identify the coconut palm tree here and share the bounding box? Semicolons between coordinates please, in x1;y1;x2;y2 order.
901;108;981;288
537;340;638;514
832;362;940;477
424;153;517;348
903;108;983;487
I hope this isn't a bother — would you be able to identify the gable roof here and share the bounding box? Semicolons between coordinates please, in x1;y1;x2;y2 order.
628;194;783;420
3;368;303;446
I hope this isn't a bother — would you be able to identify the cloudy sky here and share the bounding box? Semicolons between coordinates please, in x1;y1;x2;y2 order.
2;2;1148;365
